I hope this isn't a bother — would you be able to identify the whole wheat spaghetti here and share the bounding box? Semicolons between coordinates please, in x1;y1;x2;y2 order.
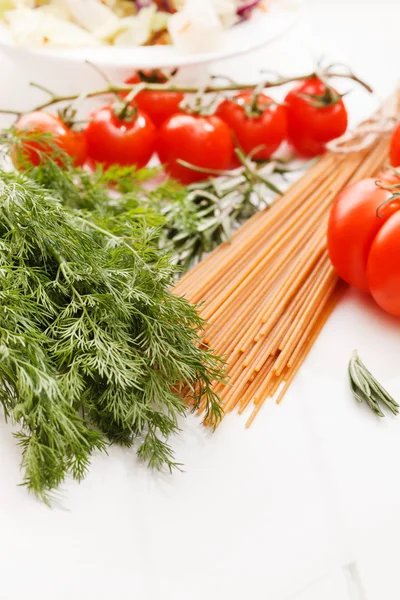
175;95;398;427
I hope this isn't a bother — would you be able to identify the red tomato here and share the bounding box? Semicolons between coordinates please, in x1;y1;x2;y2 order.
285;78;348;157
84;105;156;169
157;113;233;184
124;72;184;128
215;92;287;160
367;211;400;316
389;123;400;167
327;179;396;291
13;111;87;168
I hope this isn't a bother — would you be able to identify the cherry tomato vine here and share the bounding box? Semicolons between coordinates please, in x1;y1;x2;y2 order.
2;61;374;183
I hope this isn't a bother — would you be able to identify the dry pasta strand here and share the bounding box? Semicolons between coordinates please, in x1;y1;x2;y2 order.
175;92;399;427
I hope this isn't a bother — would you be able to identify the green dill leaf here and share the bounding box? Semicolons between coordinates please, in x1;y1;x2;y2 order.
0;163;225;502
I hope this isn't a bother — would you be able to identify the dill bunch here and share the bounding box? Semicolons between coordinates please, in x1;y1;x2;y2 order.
0;170;223;502
23;156;284;271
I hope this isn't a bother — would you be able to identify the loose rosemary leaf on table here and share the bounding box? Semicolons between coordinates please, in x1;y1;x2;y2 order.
349;351;399;417
0;170;224;502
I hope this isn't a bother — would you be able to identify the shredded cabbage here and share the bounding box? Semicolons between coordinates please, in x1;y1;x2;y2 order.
113;5;157;46
4;8;99;46
60;0;120;33
36;0;71;20
0;2;15;19
168;0;224;53
2;0;269;48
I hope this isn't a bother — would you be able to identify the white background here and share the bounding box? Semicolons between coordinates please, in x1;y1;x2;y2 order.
1;1;400;599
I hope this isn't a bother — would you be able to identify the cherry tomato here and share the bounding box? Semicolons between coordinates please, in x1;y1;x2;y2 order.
124;71;184;128
367;211;400;316
285;78;348;157
389;122;400;167
157;113;233;184
13;111;87;168
84;105;156;169
215;92;287;160
327;179;396;291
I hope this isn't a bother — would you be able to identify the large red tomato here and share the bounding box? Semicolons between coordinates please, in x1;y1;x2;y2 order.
215;92;287;160
13;111;87;168
367;211;400;316
327;179;397;291
285;78;348;157
84;105;156;169
157;113;233;184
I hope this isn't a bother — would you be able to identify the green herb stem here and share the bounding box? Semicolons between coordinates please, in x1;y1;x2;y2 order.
19;66;372;114
348;351;399;417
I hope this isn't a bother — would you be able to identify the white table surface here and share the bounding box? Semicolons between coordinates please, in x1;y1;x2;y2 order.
1;2;400;599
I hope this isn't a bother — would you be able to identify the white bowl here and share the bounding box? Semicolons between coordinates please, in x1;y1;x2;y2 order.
0;5;303;71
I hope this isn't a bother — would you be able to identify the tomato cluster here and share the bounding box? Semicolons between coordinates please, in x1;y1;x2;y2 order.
12;71;350;183
328;167;400;317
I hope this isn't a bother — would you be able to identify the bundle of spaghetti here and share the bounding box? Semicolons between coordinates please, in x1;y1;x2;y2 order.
175;95;398;427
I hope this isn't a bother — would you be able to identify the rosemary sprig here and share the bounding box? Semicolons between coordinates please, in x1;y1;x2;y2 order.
348;351;399;417
155;160;284;270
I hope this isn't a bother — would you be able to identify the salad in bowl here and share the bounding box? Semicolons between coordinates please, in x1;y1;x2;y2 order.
0;0;287;51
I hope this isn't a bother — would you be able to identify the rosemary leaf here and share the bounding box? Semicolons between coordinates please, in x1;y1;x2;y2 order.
348;351;399;417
